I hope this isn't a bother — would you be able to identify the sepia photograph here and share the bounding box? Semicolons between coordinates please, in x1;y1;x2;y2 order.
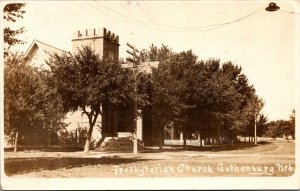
1;0;299;190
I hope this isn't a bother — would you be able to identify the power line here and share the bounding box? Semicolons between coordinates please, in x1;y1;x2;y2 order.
106;3;262;30
119;2;141;22
87;3;263;32
87;3;177;32
119;2;164;49
96;3;199;29
96;3;262;30
279;9;300;14
202;7;262;31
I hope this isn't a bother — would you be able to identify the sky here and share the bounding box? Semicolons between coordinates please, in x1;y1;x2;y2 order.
3;0;299;121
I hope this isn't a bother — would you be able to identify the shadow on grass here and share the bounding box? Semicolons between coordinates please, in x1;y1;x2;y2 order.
4;156;150;176
143;141;271;153
4;146;84;152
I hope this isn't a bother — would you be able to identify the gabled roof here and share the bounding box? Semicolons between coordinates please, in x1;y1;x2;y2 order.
23;39;66;63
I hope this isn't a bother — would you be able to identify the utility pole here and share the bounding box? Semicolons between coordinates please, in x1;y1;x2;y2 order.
126;42;140;154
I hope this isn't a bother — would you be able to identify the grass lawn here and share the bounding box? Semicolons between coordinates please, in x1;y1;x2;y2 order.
4;140;295;177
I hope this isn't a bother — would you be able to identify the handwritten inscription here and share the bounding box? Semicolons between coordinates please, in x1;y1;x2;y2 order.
112;163;295;176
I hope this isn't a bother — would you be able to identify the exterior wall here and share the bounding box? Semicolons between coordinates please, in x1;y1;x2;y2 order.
102;103;135;137
25;45;51;69
72;27;125;139
71;27;150;144
24;40;65;69
64;110;102;140
72;37;104;55
117;105;135;133
101;103;118;137
72;27;119;60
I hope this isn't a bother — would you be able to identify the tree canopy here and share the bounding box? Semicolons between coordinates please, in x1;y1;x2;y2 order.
3;3;26;56
4;52;66;151
46;46;134;153
137;44;265;146
265;109;295;140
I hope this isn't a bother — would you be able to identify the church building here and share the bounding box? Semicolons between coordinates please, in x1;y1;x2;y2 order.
23;27;162;147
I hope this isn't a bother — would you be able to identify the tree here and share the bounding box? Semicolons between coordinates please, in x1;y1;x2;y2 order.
256;114;268;137
265;110;295;140
151;61;183;148
4;52;66;152
139;45;198;148
139;44;173;63
138;44;263;147
137;45;177;148
47;46;134;153
265;121;279;139
289;109;295;139
266;120;287;139
199;60;244;144
3;3;26;56
183;59;260;145
165;50;199;147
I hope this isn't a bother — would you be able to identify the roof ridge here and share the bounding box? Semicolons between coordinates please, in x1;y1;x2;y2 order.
34;39;66;52
23;40;36;56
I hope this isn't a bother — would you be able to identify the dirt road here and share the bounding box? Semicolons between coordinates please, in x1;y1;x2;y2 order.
4;141;295;177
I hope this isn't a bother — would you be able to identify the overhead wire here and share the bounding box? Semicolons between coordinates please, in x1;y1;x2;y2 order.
87;3;179;32
87;3;263;32
119;2;141;22
99;3;263;30
198;7;263;31
279;9;300;14
95;3;198;29
119;2;164;48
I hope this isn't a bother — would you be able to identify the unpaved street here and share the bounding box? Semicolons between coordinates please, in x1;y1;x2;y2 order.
4;141;295;177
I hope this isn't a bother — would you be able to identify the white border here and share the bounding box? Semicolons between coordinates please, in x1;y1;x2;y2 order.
1;0;299;190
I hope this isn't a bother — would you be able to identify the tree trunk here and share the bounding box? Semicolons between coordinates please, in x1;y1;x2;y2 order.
75;129;78;147
84;136;90;153
183;125;187;148
14;131;19;153
81;108;99;154
200;136;202;147
48;130;51;146
158;124;164;150
84;125;94;153
82;110;99;153
218;126;221;145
